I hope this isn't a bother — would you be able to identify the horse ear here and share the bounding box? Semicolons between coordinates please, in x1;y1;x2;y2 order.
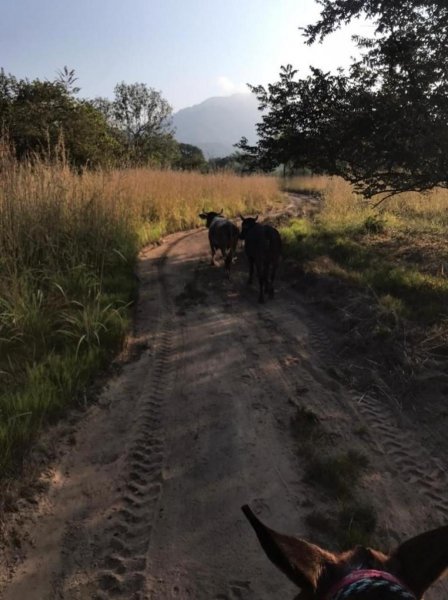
239;214;245;221
241;505;333;592
254;215;259;222
219;208;224;215
387;525;448;598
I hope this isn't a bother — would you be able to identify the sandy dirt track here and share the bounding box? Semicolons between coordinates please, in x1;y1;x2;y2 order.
1;202;447;599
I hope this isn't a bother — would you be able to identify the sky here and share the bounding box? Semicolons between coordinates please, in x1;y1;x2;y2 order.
0;0;369;111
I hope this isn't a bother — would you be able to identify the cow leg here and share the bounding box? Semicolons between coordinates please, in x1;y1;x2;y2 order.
209;241;216;266
263;257;271;301
255;261;265;303
231;237;238;263
268;261;277;298
261;260;270;298
247;257;254;285
224;249;232;279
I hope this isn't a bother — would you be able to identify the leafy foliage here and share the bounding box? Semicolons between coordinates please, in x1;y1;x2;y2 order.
0;68;120;166
0;69;182;168
174;143;206;171
240;1;448;198
94;82;178;166
208;152;247;173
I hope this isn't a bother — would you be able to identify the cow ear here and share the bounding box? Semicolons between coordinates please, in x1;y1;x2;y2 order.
199;213;207;219
241;505;333;592
387;525;448;598
254;215;259;222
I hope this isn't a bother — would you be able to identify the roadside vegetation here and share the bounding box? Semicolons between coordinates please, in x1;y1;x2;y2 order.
281;175;329;196
291;404;376;549
0;146;281;479
281;176;448;325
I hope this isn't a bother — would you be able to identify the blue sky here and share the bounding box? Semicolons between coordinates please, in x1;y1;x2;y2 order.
0;0;366;111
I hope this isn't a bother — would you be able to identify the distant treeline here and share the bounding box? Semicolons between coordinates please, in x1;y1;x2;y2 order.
0;67;243;172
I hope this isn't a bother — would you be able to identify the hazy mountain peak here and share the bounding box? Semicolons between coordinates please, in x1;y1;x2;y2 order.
172;93;260;158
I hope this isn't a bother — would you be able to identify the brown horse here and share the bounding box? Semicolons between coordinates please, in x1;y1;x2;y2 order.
242;505;448;599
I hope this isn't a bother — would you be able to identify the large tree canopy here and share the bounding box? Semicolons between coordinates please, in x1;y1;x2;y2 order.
0;71;184;169
94;83;176;166
240;1;448;198
174;143;206;171
0;69;121;167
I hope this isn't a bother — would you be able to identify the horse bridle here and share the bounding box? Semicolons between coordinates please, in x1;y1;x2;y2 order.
324;569;417;600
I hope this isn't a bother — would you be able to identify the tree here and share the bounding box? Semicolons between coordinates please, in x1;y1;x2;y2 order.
208;152;246;172
237;66;344;175
241;1;448;199
0;69;17;129
95;82;176;165
174;143;206;171
0;69;121;167
142;133;180;168
56;66;80;95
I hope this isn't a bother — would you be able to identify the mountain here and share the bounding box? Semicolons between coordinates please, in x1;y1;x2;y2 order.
172;93;260;158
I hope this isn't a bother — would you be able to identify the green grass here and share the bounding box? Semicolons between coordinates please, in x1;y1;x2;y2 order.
290;405;320;434
291;405;369;500
280;175;448;328
337;502;377;548
306;502;377;550
280;218;448;322
290;405;324;459
305;450;369;500
291;404;376;547
0;240;134;475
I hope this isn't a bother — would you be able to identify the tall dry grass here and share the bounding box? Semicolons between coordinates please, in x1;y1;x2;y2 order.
286;174;448;232
282;174;330;196
0;153;281;475
97;168;281;242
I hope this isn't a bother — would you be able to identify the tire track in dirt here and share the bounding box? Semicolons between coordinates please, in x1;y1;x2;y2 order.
239;300;341;416
95;323;171;599
305;319;448;523
236;293;447;600
239;286;448;517
303;318;448;600
94;236;186;599
355;394;448;519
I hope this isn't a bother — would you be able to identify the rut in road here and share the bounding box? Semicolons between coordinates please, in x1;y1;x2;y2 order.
1;221;447;600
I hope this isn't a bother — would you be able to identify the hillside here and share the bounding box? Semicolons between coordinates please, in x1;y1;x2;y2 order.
172;93;260;158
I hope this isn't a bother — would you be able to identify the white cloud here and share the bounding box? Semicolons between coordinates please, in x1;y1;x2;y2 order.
216;76;249;95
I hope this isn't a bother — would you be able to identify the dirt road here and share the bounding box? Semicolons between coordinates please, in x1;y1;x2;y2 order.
1;208;447;599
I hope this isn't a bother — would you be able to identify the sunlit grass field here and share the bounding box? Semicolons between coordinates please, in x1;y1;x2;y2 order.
0;151;281;476
281;176;448;324
282;174;330;196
